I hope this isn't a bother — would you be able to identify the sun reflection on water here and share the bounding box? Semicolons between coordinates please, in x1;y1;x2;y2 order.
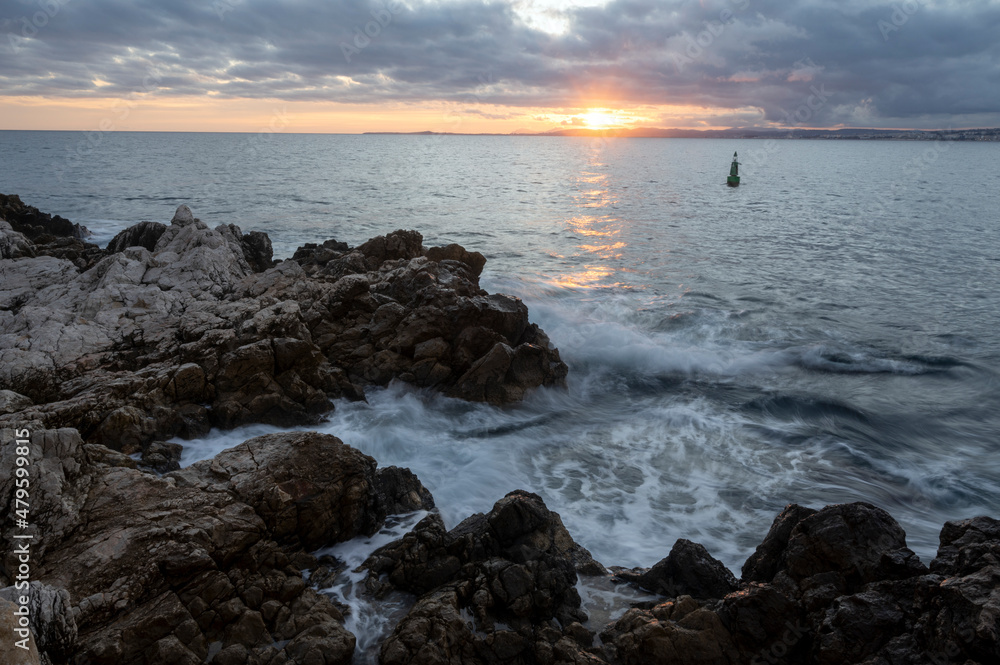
548;160;633;290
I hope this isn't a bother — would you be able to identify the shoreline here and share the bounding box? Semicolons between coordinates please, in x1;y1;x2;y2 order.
1;196;998;664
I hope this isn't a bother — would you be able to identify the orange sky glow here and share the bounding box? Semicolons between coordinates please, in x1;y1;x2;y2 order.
0;96;756;134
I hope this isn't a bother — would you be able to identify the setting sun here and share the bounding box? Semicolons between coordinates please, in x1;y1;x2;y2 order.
581;109;625;129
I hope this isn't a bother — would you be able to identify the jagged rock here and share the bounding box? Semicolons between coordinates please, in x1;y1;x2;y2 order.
12;428;430;665
372;491;603;665
139;440;182;473
779;502;927;605
0;598;42;665
106;221;167;253
0;195;105;270
0;220;35;259
742;503;818;583
0;193;90;240
931;515;1000;576
600;596;740;665
0;389;32;414
0;203;566;451
241;230;274;272
425;243;487;277
632;538;738;599
375;466;437;516
0;428;91;573
357;229;424;269
0;582;78;663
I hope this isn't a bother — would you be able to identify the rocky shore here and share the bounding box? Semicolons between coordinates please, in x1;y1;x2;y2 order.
1;196;997;665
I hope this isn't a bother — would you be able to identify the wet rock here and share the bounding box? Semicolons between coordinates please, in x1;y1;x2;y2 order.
375;466;437;516
931;515;1000;576
373;491;604;665
1;202;566;452
633;538;738;600
780;502;927;601
139;440;183;473
13;428;428;665
600;596;739;665
741;503;817;584
106;221;167;253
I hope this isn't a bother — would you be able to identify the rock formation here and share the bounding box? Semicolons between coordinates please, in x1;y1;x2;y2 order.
0;428;433;665
0;199;568;454
1;198;997;665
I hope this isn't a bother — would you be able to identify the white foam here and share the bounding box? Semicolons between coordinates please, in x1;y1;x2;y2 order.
312;511;428;663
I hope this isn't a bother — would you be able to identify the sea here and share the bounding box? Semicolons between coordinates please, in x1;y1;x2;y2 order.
2;130;998;651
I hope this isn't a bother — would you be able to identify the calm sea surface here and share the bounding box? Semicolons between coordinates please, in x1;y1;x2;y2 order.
3;131;999;573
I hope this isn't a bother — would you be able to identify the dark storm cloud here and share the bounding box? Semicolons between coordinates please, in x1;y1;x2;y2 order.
1;0;998;128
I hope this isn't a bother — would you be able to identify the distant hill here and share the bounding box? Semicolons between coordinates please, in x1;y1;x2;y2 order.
536;126;1000;141
363;127;1000;141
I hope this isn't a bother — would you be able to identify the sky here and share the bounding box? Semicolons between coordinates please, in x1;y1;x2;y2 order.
1;0;999;133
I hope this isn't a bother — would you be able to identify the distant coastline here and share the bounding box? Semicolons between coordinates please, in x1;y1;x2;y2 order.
365;126;1000;141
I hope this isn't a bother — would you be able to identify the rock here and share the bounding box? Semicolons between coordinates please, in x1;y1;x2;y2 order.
171;204;195;225
0;202;566;452
0;220;35;259
139;440;182;473
0;193;90;240
106;221;167;253
633;538;739;599
198;431;433;550
425;243;487;277
0;195;104;270
600;597;740;665
0;428;91;573
931;515;1000;576
0;598;42;665
372;491;603;665
15;428;429;665
0;582;78;663
241;230;274;272
741;503;817;583
780;502;927;601
716;582;806;659
357;229;423;269
0;389;32;414
375;466;437;516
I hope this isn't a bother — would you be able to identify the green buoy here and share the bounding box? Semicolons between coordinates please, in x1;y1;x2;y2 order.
727;151;741;186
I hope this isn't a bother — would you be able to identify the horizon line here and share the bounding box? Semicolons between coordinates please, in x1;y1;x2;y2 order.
2;126;998;136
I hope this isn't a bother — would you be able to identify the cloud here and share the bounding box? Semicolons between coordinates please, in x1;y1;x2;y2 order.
1;0;998;128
